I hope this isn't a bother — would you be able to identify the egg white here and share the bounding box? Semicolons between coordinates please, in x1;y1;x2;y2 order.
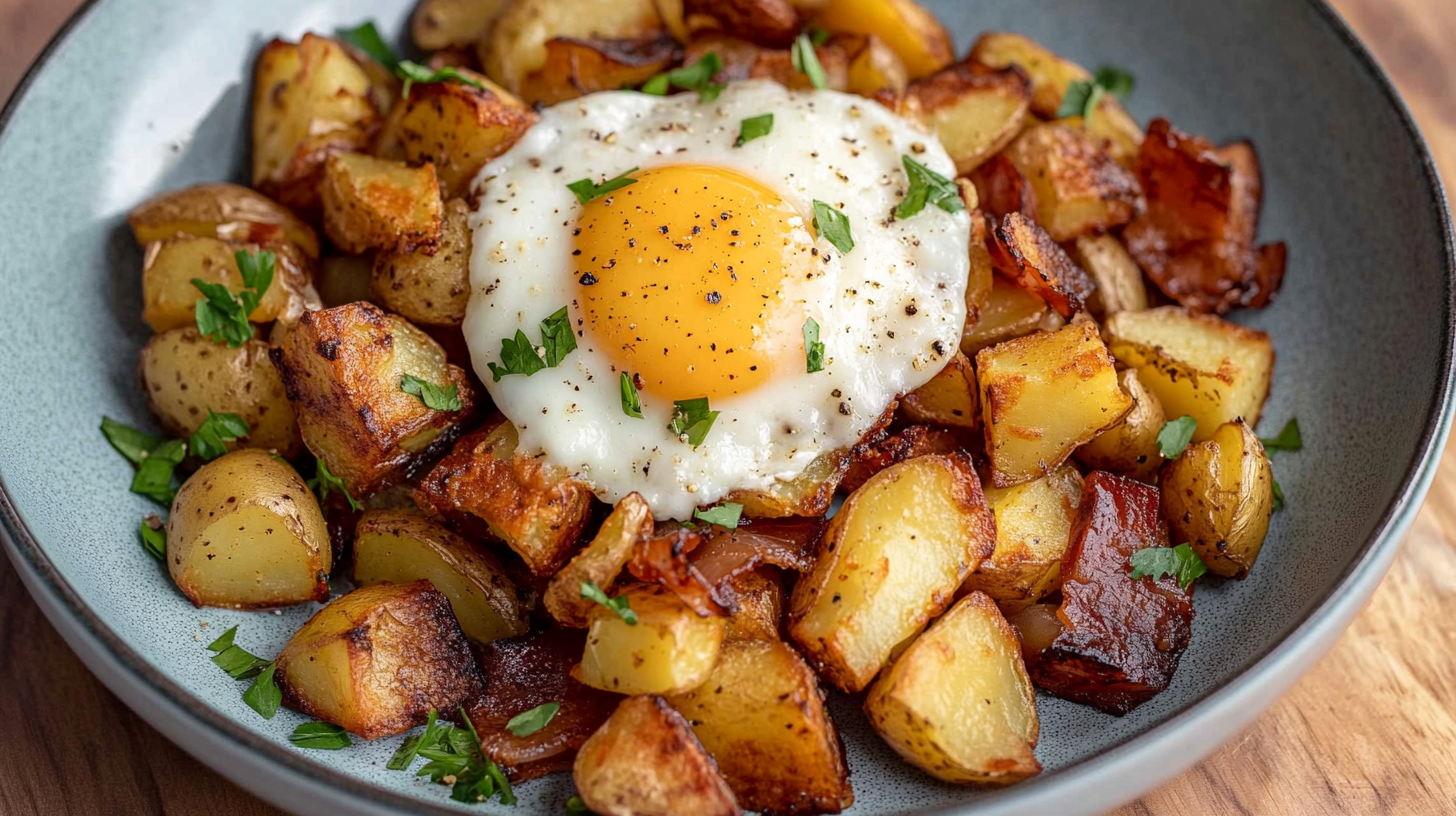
464;81;970;520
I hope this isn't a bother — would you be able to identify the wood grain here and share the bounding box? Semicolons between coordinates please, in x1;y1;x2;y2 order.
0;1;1453;814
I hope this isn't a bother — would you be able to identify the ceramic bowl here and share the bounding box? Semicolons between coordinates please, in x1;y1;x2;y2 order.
1;0;1452;814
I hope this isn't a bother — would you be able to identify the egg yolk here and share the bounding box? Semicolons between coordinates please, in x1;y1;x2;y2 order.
575;165;813;401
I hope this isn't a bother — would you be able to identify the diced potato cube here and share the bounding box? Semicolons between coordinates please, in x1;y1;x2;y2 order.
899;352;979;429
961;275;1063;357
371;198;473;327
1002;123;1142;242
841;33;909;99
480;0;667;93
842;424;975;494
1074;368;1166;482
521;35;683;107
578;584;726;695
321;153;443;255
725;447;850;519
1066;233;1149;318
988;212;1096;318
720;570;785;642
140;236;315;333
808;0;952;79
127;182;320;259
907;64;1030;174
413;0;511;50
963;465;1082;611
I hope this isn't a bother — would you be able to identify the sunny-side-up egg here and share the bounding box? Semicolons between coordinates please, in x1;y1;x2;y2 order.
462;81;970;520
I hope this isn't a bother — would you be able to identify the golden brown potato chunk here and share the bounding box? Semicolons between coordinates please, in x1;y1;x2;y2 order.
725;447;850;519
167;449;330;608
666;639;853;814
720;570;785;642
1123;119;1286;313
961;275;1063;357
575;695;741;816
481;0;667;93
521;36;683;107
899;352;979;429
1075;368;1166;482
682;0;801;47
1066;233;1149;318
964;465;1083;612
545;493;654;627
977;321;1133;487
1105;307;1274;442
1003;123;1142;242
127;183;321;259
412;0;511;50
789;454;996;692
415;417;596;576
1027;472;1194;715
841;424;975;494
140;236;315;333
907;64;1030;175
1161;419;1274;579
964;207;994;327
139;328;301;459
270;302;477;496
320;153;443;255
378;72;535;198
577;584;726;695
865;592;1041;785
968;32;1135;125
988;212;1096;319
969;153;1038;222
275;580;485;739
371;198;472;327
351;509;529;643
841;33;909;99
808;0;951;79
252;34;380;213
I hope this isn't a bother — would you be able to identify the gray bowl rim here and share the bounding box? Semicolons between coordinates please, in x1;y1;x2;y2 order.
1;0;1453;814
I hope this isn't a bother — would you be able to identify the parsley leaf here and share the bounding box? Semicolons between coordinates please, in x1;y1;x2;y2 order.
803;317;826;373
385;707;514;804
1272;479;1286;513
193;249;274;349
400;374;463;411
336;20;398;68
243;664;282;719
1057;65;1135;120
791;33;827;89
641;53;724;101
101;416;163;466
808;26;832;47
395;60;485;99
1094;66;1136;98
735;113;774;147
388;709;446;771
1129;542;1207;590
1260;418;1303;453
565;795;596;815
189;410;250;462
669;397;720;447
620;372;644;419
235;248;275;303
487;329;547;381
308;456;359;511
812;200;855;255
567;167;639;205
206;626;271;680
507;702;561;737
694;502;743;529
581;580;638;625
896;155;964;219
539;306;577;367
131;439;187;506
139;518;166;561
1157;416;1197;459
290;722;353;750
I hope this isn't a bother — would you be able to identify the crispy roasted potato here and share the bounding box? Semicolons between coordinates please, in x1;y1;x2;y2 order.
989;212;1097;319
961;275;1063;357
1027;472;1193;715
167;449;330;608
809;0;952;79
964;465;1083;612
1003;123;1141;242
842;424;974;494
1123;119;1285;313
351;509;529;643
271;302;477;496
965;207;994;326
721;570;785;641
1161;419;1273;579
968;32;1138;128
545;493;654;627
977;321;1133;487
865;592;1041;785
415;417;596;575
900;352;979;429
681;0;801;47
521;36;683;106
480;0;667;93
315;253;375;308
140;236;315;333
725;447;850;519
1066;233;1148;318
1105;307;1274;442
275;580;484;739
577;583;726;695
127;183;321;259
666;639;853;814
840;33;909;99
412;0;511;50
575;695;741;816
139;328;301;458
321;153;443;255
907;64;1030;175
377;72;535;198
1075;369;1166;482
252;34;380;213
789;454;996;692
469;628;622;781
371;198;472;327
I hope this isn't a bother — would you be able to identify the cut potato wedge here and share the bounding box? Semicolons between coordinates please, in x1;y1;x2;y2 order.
989;212;1096;319
275;580;484;739
809;0;952;79
127;182;320;259
140;236;315;333
907;64;1030;175
899;352;979;429
1003;123;1142;243
865;592;1041;785
167;449;330;609
841;33;909;99
481;0;667;93
1160;419;1273;579
961;275;1063;357
522;35;683;106
720;570;785;642
789;454;996;692
412;0;511;50
842;424;975;494
351;509;529;643
577;584;726;695
964;465;1082;612
371;197;473;327
1104;307;1275;442
545;493;654;628
1067;233;1148;318
725;447;850;519
320;153;442;256
1074;368;1166;482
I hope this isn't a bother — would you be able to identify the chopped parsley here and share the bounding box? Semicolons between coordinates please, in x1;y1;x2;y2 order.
580;580;638;625
101;416;164;465
139;517;166;561
641;53;725;102
189;410;249;462
803;317;826;373
206;626;279;719
539;306;577;367
895;155;964;219
1260;418;1303;453
812;200;854;255
567;167;639;205
487;307;577;380
131;439;187;506
1057;65;1135;121
807;26;832;47
669;397;720;447
336;20;398;68
1129;542;1207;590
290;722;353;750
791;33;827;89
194;249;274;349
388;707;514;805
1272;479;1286;512
620;372;644;419
694;502;743;529
735;113;774;147
1157;416;1197;459
395;60;485;98
308;455;359;511
506;702;561;737
401;374;463;411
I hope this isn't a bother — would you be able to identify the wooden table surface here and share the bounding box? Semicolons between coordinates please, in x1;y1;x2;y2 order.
3;1;1455;814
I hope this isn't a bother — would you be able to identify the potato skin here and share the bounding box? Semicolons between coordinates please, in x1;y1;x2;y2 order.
1074;368;1166;483
140;236;316;333
841;424;974;494
127;182;320;259
139;328;301;459
275;580;485;739
899;352;979;429
574;695;741;816
544;492;654;627
320;153;443;255
1161;419;1274;579
167;449;330;609
521;35;683;107
412;0;511;50
480;0;666;94
371;198;473;327
1066;233;1149;318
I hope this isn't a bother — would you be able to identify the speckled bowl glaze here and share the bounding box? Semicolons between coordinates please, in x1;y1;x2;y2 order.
0;0;1451;814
